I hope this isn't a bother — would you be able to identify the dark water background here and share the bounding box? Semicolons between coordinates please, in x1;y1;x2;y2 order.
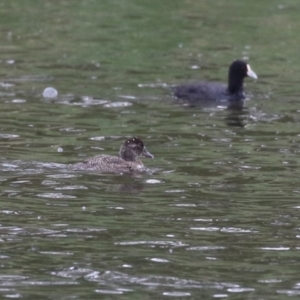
1;1;300;299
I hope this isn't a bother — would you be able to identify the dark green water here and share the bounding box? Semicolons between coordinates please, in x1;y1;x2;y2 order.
1;1;300;299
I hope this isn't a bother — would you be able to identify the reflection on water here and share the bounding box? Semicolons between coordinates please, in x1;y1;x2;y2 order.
0;0;300;299
225;109;248;127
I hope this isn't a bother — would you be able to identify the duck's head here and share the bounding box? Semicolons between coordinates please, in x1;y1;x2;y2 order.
119;137;154;161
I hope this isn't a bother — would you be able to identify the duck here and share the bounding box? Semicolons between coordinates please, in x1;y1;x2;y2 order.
173;60;257;107
68;137;154;173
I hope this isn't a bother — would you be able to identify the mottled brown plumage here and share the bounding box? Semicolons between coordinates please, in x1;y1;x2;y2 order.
68;137;154;173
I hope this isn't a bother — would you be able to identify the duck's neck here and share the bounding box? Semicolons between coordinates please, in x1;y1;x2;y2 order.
119;148;137;162
228;76;244;95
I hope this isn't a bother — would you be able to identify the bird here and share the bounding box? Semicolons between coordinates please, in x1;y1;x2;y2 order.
68;137;154;173
173;60;257;107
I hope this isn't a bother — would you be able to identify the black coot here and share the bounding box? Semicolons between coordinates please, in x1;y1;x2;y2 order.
173;60;257;107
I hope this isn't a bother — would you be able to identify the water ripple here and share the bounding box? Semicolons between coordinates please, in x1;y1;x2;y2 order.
260;247;290;251
115;241;188;247
190;227;256;233
187;246;225;251
103;102;132;108
81;270;244;292
163;291;191;297
36;193;76;199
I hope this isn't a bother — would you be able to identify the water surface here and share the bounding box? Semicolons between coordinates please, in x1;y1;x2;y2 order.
0;1;300;299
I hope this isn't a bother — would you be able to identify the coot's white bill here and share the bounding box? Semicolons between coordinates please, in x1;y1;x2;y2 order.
246;64;258;79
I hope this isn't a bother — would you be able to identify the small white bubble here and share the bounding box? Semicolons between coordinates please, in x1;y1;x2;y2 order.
43;87;58;99
82;206;86;211
57;147;63;153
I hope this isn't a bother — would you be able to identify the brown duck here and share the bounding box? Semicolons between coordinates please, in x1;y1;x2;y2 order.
68;137;154;173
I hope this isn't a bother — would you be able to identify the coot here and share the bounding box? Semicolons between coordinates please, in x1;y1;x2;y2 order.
173;60;257;107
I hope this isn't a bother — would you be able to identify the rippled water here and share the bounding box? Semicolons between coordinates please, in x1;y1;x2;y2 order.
1;0;300;299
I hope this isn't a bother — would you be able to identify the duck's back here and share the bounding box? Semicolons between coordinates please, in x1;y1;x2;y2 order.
68;155;145;173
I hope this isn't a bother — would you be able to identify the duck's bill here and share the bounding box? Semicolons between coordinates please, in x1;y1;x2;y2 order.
246;64;258;79
142;147;154;159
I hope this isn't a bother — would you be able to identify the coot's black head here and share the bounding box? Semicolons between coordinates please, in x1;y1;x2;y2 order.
228;60;257;94
119;137;154;161
229;60;257;80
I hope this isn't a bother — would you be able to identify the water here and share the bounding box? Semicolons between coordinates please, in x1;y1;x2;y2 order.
0;0;300;299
